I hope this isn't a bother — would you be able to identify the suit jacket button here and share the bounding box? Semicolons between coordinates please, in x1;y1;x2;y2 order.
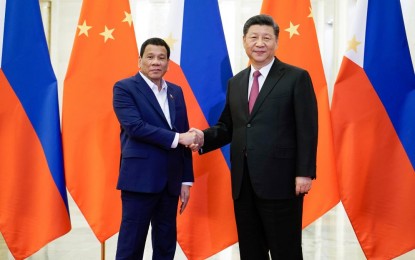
247;124;251;128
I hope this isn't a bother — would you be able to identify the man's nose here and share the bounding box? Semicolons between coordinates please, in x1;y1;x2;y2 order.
255;38;266;46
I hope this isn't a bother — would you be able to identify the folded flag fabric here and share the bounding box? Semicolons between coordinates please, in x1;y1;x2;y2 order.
0;0;70;259
331;0;415;258
62;0;138;242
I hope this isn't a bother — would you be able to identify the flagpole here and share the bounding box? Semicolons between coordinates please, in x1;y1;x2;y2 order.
101;241;105;260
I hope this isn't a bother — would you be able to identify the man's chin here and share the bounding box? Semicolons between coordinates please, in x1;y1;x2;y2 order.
149;72;163;78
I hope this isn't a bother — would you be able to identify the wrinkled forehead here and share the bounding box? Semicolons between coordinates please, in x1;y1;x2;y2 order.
142;44;168;56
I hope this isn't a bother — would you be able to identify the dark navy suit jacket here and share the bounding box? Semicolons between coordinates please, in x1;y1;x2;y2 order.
113;72;194;196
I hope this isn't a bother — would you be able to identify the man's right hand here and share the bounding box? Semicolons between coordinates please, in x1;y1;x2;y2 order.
179;131;197;147
188;128;204;152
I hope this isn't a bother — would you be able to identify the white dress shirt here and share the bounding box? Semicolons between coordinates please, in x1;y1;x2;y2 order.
139;72;192;186
140;72;179;148
247;58;275;99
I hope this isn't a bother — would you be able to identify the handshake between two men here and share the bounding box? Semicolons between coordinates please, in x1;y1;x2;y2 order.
178;128;204;152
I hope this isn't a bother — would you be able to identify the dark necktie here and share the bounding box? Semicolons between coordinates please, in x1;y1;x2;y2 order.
249;70;261;113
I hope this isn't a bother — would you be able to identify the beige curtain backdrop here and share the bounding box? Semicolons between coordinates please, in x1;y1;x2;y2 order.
1;0;414;259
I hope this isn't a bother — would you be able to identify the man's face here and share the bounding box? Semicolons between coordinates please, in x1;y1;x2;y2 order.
243;25;278;69
139;44;169;83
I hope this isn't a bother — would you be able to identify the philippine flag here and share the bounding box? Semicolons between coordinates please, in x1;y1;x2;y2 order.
133;0;237;258
331;0;415;259
0;0;71;259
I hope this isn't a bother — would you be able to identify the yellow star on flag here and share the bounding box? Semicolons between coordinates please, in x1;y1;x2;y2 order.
261;0;340;234
100;26;115;42
285;22;300;38
63;0;139;248
122;11;133;27
164;33;178;50
308;7;313;18
347;35;361;52
78;20;92;37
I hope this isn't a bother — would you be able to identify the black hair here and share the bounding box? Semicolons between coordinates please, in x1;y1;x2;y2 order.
243;14;280;39
140;37;170;59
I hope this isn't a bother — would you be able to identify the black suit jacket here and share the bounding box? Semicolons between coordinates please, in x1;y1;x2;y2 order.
202;58;318;199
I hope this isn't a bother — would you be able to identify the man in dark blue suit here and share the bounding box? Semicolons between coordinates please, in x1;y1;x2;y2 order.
113;37;196;259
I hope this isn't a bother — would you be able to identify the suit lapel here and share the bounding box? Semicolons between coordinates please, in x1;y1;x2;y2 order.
238;68;251;118
167;85;176;129
250;59;284;117
134;73;171;127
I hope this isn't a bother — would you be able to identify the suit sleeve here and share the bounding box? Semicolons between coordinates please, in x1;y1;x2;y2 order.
294;70;318;178
201;81;233;154
177;87;194;182
113;81;176;150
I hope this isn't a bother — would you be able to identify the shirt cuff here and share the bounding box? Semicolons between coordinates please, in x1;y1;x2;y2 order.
171;133;179;148
182;182;193;186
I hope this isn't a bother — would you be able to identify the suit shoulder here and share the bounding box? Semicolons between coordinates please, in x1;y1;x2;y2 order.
278;60;309;75
114;75;136;88
165;81;184;93
165;80;181;89
230;67;250;82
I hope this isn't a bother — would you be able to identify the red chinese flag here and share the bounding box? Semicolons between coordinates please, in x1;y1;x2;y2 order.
62;0;138;242
261;0;339;227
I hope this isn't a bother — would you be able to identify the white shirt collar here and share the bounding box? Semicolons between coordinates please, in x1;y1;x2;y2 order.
250;58;275;79
139;71;167;92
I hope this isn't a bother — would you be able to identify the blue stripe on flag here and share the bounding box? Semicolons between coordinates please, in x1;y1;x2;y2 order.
364;0;415;169
181;0;233;165
2;0;68;207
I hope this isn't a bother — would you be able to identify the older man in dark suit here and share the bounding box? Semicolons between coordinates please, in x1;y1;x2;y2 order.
191;15;318;259
113;37;196;259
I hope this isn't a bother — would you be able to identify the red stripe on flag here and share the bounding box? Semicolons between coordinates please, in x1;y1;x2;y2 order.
165;62;238;259
0;70;70;260
332;58;415;259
